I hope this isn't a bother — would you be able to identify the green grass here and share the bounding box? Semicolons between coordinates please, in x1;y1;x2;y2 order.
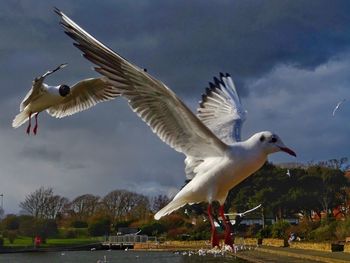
4;236;32;247
44;237;101;247
3;236;102;248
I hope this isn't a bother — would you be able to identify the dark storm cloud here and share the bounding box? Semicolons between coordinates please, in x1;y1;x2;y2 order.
4;1;350;98
53;0;350;96
1;0;350;213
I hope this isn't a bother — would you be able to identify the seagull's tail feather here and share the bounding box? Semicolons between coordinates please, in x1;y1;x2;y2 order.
12;111;29;128
154;197;188;220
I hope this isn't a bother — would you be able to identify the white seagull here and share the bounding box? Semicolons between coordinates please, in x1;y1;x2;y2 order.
12;63;119;135
224;204;262;218
332;99;346;116
56;8;296;248
286;169;291;177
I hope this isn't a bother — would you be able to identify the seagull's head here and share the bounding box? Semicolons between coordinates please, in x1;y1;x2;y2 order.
255;131;296;157
59;84;70;97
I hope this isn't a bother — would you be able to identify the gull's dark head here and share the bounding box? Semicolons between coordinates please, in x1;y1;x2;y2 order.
59;84;70;97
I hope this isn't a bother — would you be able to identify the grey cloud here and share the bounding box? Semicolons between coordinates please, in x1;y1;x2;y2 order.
243;53;350;162
19;145;62;163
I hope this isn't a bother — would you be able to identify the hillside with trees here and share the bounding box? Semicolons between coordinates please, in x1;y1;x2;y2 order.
1;159;350;246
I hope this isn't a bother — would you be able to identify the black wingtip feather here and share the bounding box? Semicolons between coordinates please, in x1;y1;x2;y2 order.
214;76;225;88
209;82;215;90
64;31;76;40
225;73;231;77
53;7;62;16
213;76;220;84
219;72;225;79
199;93;208;108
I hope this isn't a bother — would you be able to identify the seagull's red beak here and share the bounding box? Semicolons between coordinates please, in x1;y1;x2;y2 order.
279;146;297;157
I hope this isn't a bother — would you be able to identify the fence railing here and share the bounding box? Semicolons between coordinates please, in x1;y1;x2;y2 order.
105;235;149;244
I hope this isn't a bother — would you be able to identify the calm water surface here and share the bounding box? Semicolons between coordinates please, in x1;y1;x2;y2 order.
0;250;248;263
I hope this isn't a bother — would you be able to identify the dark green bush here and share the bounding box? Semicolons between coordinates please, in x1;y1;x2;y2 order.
140;221;166;236
70;220;88;228
188;220;210;240
309;221;337;241
7;230;17;244
271;220;291;239
335;217;350;240
256;226;271;239
88;218;110;236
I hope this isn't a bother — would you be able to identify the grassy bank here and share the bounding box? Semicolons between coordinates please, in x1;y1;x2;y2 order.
2;236;101;248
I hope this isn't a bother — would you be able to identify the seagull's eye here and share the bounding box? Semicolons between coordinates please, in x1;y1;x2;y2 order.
270;137;277;143
259;135;265;142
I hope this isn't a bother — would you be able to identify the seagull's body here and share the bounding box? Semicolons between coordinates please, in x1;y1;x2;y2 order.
13;63;119;134
286;169;291;177
56;8;296;248
159;136;268;218
332;99;346;116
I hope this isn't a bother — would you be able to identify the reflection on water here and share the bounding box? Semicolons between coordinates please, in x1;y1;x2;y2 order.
0;250;247;263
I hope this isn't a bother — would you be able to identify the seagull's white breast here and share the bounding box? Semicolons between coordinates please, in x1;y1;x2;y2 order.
27;86;64;113
180;145;267;205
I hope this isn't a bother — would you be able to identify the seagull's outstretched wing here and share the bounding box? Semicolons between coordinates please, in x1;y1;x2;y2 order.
332;99;346;116
47;77;119;118
41;63;67;79
224;204;262;218
197;73;247;144
56;9;227;158
20;63;67;111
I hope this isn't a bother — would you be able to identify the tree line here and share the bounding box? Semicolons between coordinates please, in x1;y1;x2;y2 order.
1;159;349;243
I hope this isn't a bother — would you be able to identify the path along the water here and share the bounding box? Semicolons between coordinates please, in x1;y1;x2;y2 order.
236;246;350;263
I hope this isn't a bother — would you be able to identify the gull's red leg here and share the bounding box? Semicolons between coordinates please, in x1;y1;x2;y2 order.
219;205;233;247
33;113;39;135
208;204;220;247
26;112;32;135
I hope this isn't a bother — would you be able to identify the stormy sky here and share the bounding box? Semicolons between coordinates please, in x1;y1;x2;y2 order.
1;0;350;213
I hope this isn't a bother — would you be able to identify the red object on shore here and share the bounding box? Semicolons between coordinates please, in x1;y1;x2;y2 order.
34;236;42;247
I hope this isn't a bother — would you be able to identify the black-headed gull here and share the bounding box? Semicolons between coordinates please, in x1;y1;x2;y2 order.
12;63;119;135
55;8;296;248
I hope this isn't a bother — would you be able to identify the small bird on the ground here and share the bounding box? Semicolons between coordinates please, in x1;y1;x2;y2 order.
56;8;296;248
12;63;119;135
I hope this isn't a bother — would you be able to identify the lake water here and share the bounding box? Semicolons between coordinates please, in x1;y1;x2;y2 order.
0;250;248;263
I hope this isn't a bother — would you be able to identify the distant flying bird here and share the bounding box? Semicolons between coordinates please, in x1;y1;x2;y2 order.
286;169;291;177
56;8;296;248
332;99;346;116
12;63;119;135
224;204;262;218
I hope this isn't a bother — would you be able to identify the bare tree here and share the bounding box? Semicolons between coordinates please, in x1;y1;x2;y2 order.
68;194;100;220
19;187;67;219
45;195;69;219
0;207;4;219
131;194;150;220
102;189;150;221
152;194;170;212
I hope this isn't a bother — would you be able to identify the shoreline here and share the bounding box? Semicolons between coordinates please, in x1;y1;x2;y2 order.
0;242;102;254
2;241;350;263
